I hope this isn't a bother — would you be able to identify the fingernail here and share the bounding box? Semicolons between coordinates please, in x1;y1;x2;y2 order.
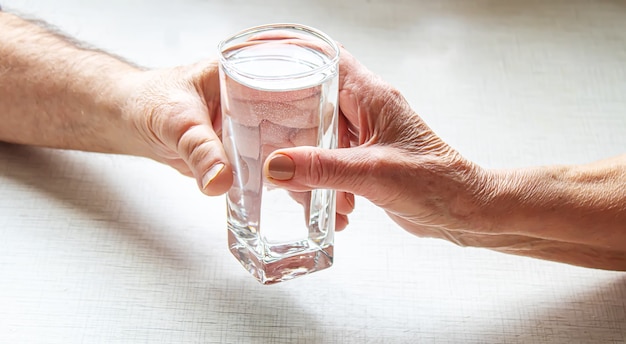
202;163;225;189
267;154;295;181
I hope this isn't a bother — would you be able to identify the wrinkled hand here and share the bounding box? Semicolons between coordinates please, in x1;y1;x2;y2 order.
119;61;233;196
264;49;485;237
264;50;580;258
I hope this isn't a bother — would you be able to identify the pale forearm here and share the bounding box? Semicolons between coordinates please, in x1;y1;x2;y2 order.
483;155;626;254
0;11;139;153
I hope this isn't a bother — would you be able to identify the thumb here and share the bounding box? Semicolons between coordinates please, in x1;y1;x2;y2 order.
176;121;233;196
264;145;396;200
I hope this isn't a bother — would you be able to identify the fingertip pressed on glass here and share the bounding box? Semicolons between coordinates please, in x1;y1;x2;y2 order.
218;24;339;284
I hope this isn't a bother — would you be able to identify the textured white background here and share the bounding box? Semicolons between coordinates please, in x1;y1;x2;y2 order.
1;0;625;343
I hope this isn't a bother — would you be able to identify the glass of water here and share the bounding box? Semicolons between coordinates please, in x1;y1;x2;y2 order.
218;24;339;284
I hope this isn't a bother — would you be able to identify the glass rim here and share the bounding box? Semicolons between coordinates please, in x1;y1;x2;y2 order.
217;23;340;81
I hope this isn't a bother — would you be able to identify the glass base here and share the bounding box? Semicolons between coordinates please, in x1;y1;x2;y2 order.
228;229;333;285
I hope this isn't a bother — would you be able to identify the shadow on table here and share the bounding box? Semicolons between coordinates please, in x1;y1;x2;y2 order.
474;274;626;343
0;143;195;265
0;143;330;342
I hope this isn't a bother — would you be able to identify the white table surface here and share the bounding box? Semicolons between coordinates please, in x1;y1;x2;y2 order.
1;0;625;343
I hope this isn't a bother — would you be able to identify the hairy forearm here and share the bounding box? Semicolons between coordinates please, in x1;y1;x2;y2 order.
0;11;139;153
483;155;626;255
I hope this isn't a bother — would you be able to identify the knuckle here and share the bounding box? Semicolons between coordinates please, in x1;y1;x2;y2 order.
177;125;218;166
306;150;329;187
143;100;191;143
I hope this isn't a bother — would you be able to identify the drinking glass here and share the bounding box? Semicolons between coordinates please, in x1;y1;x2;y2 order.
218;24;339;284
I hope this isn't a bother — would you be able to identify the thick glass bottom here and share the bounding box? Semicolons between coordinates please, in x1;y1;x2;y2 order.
228;229;333;285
